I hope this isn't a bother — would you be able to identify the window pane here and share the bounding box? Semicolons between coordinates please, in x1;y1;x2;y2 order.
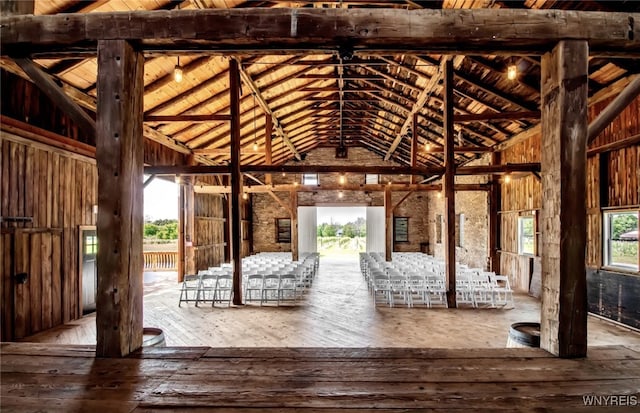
518;216;535;255
606;211;638;270
365;174;379;184
302;173;318;185
394;217;409;242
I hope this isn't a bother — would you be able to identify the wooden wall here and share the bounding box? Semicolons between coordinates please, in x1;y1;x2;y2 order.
1;133;97;341
499;94;640;305
0;70;90;145
193;193;225;271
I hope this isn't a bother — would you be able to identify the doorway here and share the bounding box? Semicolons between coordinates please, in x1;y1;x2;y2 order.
79;227;97;315
316;207;367;256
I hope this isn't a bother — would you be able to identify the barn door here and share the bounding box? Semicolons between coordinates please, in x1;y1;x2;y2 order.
2;229;63;340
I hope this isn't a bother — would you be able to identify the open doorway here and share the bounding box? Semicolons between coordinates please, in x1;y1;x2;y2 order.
316;207;366;256
143;176;179;284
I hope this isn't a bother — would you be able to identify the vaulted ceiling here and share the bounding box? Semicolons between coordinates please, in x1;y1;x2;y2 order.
3;0;639;169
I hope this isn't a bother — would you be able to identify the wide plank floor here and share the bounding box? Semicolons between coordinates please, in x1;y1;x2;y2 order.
2;343;640;412
22;255;640;349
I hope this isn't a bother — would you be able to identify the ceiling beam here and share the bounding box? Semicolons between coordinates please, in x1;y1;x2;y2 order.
454;110;540;123
233;57;301;160
4;9;638;56
385;55;464;160
13;57;96;138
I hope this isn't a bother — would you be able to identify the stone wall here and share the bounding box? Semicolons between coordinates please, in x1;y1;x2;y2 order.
426;155;490;269
252;147;430;253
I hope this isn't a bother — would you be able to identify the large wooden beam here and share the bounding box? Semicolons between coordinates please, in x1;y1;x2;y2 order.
229;59;242;306
587;76;640;144
442;58;456;309
290;190;299;262
95;39;144;358
1;0;33;15
234;58;301;161
587;133;640;157
410;113;419;184
384;188;393;262
3;9;638;56
144;163;539;176
144;114;231;123
195;183;490;194
488;152;501;274
264;114;273;185
13;58;96;138
454;111;540;123
540;40;588;358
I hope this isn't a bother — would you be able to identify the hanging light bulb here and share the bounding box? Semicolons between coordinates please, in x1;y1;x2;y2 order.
507;63;517;81
339;174;345;185
242;192;248;200
253;141;259;152
282;172;286;177
424;142;431;152
174;56;183;83
338;191;344;199
504;174;511;184
437;192;442;199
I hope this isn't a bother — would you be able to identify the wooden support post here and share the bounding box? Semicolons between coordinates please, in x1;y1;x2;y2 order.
229;59;243;305
384;188;393;262
265;114;273;185
540;40;588;358
290;190;299;262
95;39;144;357
442;58;457;309
184;176;196;275
488;151;501;273
177;180;185;282
410;113;419;184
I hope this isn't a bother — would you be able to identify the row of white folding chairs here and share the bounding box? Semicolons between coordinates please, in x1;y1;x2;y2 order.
368;270;448;308
360;253;514;309
244;253;319;305
178;268;234;307
455;270;514;308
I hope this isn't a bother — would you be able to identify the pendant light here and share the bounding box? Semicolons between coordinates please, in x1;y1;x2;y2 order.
174;56;183;83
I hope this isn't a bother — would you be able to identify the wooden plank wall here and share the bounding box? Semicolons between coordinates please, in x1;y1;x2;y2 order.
0;134;97;341
241;195;252;258
0;70;88;145
193;193;225;271
500;94;640;295
500;134;541;292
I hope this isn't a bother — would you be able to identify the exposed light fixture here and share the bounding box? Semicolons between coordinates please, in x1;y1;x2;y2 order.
338;191;344;199
174;174;182;184
339;174;345;185
174;56;183;83
242;192;248;200
282;172;286;177
437;192;442;199
294;181;299;186
424;142;431;152
504;174;511;183
507;63;517;81
388;181;392;186
252;142;259;152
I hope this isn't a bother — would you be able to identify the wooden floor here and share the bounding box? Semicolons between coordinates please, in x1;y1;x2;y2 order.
21;255;640;349
4;256;640;412
2;342;640;412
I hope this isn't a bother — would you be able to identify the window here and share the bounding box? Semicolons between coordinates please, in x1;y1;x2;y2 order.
436;214;442;244
604;210;638;271
365;174;379;184
394;217;409;243
302;173;319;185
84;234;98;255
518;216;535;255
276;218;291;243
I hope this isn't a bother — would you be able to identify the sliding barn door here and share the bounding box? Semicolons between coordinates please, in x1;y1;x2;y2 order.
366;207;385;254
298;206;317;254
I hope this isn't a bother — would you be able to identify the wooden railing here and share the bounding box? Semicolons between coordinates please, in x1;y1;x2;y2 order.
143;251;178;272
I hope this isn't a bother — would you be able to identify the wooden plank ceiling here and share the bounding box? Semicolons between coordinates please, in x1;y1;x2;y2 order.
4;0;640;171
